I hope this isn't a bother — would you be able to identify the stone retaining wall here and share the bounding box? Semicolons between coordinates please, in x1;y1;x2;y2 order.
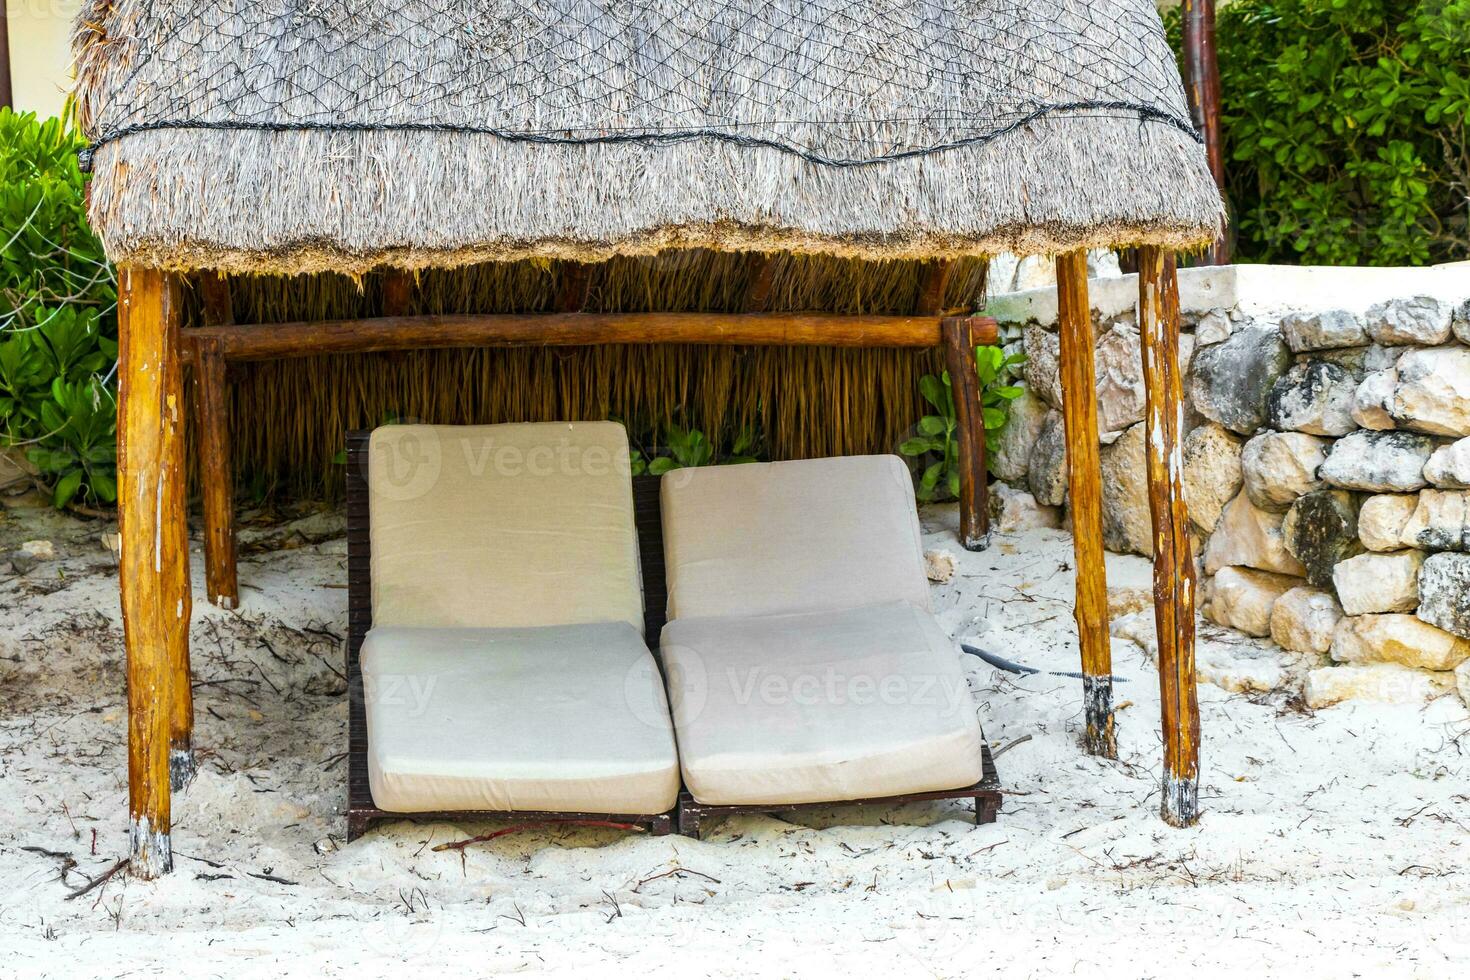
989;263;1470;708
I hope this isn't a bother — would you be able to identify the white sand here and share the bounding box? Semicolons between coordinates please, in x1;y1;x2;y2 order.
1;500;1467;977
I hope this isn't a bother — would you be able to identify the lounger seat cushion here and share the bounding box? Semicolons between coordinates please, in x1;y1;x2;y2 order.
362;622;679;814
661;601;985;806
660;455;931;620
368;422;643;632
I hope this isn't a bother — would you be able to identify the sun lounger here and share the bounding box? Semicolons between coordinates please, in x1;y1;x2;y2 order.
657;455;1001;836
344;422;679;839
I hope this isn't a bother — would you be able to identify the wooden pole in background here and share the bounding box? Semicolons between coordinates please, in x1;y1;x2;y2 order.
941;316;991;551
195;273;239;609
119;267;189;877
1055;252;1116;759
1137;247;1201;828
1182;0;1229;265
0;0;12;111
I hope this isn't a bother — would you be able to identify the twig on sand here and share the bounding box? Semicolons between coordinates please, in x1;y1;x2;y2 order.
634;867;721;891
992;734;1034;759
65;858;127;901
433;820;642;853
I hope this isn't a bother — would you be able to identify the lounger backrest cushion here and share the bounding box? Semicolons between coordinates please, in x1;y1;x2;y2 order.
660;455;931;620
368;422;643;632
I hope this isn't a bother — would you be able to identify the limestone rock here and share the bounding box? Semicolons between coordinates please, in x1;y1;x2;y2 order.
988;481;1062;533
1110;610;1158;662
1013;255;1057;292
1107;585;1152;620
1453;298;1470;345
1423;437;1470;489
1027;410;1068;507
1399;490;1470;551
1023;325;1063;409
1182;423;1243;535
1094;323;1147;440
1240;431;1327;512
1364;345;1410;372
1282;490;1362;587
1417;552;1470;639
1205;566;1302;637
1205;492;1307;577
1331;550;1424;615
924;549;956;583
1305;663;1455;708
1198;638;1300;694
1390;347;1470;436
1189;325;1292;435
1357;494;1419;552
1098;422;1152;556
1267;361;1358;436
1195;309;1233;346
1280;309;1368;352
1330;613;1470;671
1365;296;1454;345
1319;430;1436;492
1269;586;1343;655
990;388;1049;483
1351;369;1397;430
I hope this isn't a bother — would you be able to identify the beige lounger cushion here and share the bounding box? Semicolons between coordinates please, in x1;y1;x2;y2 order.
368;422;642;632
661;601;985;805
660;455;931;620
362;622;679;814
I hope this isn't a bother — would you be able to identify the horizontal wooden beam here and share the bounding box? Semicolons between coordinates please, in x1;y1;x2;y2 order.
183;312;999;360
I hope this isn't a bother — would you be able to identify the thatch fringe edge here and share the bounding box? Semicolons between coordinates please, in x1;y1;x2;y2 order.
87;115;1225;275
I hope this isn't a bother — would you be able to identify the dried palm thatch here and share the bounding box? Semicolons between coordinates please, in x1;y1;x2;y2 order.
73;0;1223;274
200;253;982;497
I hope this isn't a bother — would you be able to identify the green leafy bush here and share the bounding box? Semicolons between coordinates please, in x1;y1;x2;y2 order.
899;345;1025;502
631;424;758;475
0;109;118;507
1182;1;1469;265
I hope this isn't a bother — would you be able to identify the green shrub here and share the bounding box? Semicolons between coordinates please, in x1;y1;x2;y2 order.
631;424;758;475
899;345;1025;502
0;109;118;507
1181;1;1470;265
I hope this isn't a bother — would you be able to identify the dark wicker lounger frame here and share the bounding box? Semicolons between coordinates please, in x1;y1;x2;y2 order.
344;430;1003;842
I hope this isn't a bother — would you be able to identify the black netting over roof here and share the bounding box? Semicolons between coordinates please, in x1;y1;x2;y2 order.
77;0;1201;170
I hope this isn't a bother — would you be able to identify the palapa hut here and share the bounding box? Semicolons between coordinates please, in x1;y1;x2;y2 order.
72;0;1224;877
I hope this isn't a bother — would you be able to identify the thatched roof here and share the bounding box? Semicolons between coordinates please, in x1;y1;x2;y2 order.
74;0;1224;275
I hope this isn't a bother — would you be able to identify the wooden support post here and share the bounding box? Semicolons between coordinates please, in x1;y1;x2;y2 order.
381;271;413;317
1055;252;1116;759
1137;247;1201;828
119;267;189;877
193;336;237;610
941;316;990;551
743;254;775;313
197;271;234;327
557;263;593;313
192;273;239;610
916;260;953;316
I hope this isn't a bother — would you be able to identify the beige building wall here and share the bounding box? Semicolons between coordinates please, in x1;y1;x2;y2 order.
6;0;81;119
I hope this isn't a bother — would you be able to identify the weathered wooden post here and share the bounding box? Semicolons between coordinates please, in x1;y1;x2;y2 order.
195;272;238;609
1182;0;1229;265
1055;252;1117;758
119;267;190;876
1137;247;1201;827
941;315;992;551
162;277;195;792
